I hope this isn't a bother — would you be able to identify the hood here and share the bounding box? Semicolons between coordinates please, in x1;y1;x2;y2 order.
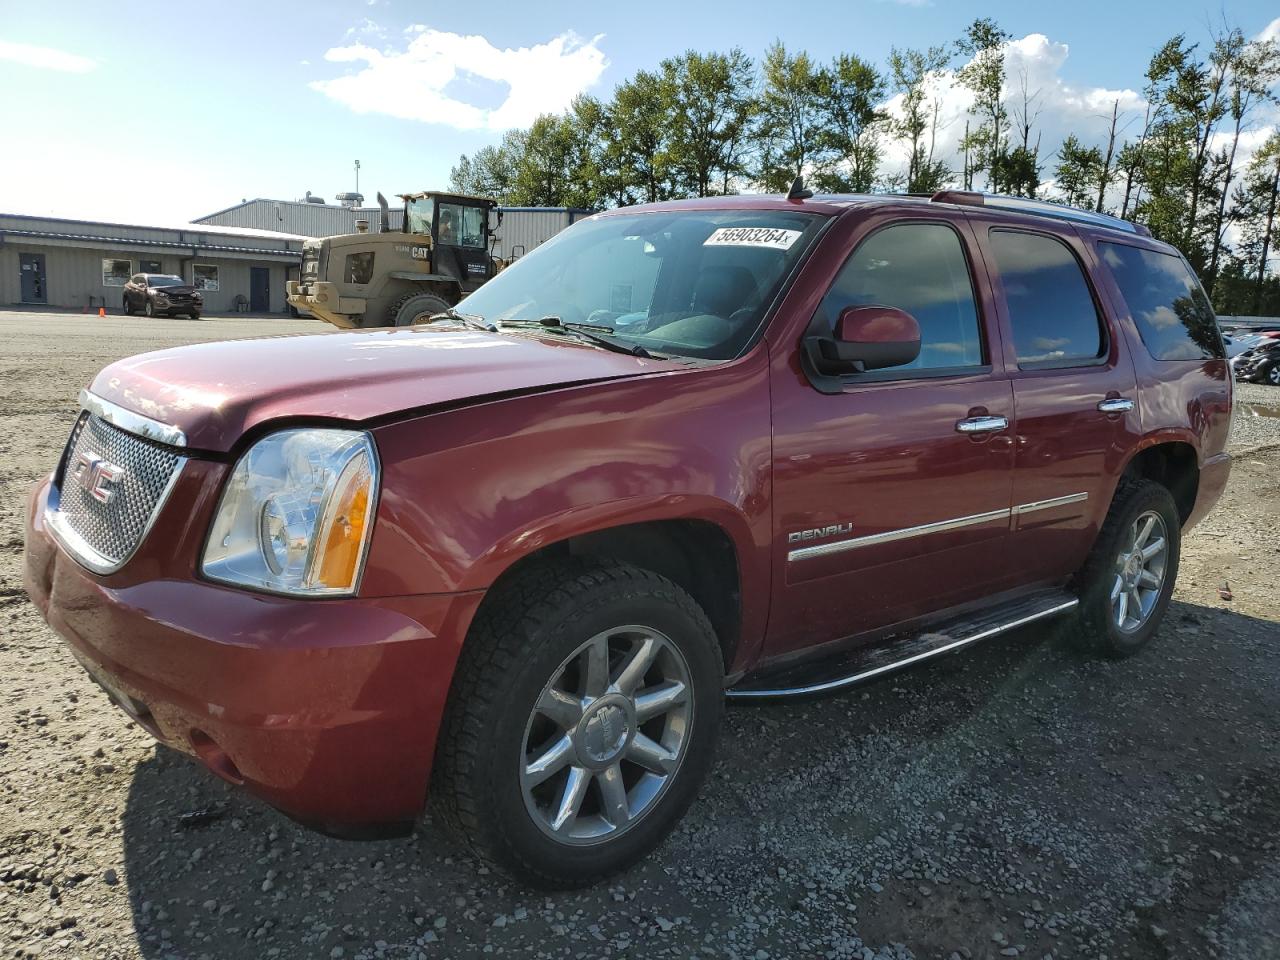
88;326;672;452
151;285;198;296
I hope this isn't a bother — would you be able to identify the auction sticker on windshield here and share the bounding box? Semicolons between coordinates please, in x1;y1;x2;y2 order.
703;227;802;249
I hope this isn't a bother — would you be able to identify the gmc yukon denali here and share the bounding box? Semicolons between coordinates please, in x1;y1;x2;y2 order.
23;190;1232;887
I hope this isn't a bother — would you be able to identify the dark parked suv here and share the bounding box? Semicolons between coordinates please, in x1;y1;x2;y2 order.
25;189;1231;886
122;273;203;319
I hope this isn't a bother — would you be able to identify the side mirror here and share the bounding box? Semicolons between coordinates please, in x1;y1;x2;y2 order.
812;305;921;373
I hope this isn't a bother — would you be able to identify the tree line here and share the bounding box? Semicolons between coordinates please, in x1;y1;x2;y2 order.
449;18;1280;314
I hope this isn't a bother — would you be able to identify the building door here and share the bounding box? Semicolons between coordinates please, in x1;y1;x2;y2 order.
249;267;270;312
20;253;47;304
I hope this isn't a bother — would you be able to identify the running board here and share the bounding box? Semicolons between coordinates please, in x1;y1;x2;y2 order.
727;589;1078;701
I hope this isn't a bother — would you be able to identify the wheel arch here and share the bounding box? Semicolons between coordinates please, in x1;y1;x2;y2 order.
1118;435;1200;525
470;509;752;675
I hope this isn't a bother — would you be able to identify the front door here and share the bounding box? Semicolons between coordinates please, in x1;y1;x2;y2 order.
20;253;47;304
972;220;1140;585
768;217;1016;659
249;267;270;312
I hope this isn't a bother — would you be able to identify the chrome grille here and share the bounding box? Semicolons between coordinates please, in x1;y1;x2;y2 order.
52;412;183;571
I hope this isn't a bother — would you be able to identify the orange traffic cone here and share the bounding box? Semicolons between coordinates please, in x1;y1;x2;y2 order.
98;307;106;317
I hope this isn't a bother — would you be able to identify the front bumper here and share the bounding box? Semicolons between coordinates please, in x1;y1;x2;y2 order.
23;476;483;832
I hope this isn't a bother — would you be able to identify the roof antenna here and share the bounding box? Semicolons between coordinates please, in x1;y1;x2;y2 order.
786;175;813;201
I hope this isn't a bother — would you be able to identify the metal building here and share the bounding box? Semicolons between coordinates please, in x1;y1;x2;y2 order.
195;197;593;259
195;198;406;237
0;213;305;313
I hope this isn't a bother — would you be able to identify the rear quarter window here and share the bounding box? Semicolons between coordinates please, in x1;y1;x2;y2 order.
1099;242;1224;361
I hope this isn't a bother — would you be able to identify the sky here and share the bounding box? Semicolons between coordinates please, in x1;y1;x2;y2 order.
0;0;1277;225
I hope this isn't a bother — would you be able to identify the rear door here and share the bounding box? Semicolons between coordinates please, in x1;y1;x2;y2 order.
767;213;1017;658
971;218;1140;583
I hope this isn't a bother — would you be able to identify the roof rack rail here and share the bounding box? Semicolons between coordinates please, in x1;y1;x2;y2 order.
929;190;1151;237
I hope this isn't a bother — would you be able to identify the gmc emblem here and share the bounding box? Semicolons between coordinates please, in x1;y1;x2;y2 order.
74;451;124;504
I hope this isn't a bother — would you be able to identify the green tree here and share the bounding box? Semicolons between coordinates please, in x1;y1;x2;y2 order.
662;49;757;197
811;53;887;193
449;129;525;202
756;42;829;191
612;68;678;203
1229;133;1280;314
888;45;952;194
1054;135;1104;207
1204;29;1280;292
956;17;1012;193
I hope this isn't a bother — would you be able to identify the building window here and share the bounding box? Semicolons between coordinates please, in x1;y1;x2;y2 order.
102;259;132;287
192;264;220;291
139;259;162;273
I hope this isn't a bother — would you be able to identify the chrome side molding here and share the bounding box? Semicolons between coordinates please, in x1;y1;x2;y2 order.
787;492;1089;562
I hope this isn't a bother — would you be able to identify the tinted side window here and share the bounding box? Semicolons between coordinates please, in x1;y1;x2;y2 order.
990;230;1103;366
819;223;983;371
1099;242;1224;360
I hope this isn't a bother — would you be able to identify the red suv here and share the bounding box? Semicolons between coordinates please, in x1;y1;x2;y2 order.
23;190;1231;887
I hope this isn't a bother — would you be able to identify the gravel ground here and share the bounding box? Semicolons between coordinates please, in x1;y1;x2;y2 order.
1;311;1278;960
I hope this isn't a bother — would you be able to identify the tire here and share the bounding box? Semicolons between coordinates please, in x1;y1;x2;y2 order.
123;295;134;316
1072;478;1181;658
191;312;202;321
431;559;724;887
1264;364;1280;387
385;291;451;328
144;300;155;318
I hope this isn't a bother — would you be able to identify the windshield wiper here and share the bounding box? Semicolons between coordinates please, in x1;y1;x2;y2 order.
499;316;654;358
428;307;497;332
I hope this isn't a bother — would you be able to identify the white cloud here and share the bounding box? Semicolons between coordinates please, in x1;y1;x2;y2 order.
310;27;607;131
1258;16;1280;43
0;38;95;73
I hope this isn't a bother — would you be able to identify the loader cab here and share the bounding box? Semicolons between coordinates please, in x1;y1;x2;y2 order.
399;191;501;292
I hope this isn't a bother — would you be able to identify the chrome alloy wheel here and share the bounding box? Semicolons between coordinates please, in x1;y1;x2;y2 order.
521;626;693;845
1111;510;1169;633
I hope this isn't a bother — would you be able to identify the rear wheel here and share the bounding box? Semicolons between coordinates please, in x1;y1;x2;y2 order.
386;291;450;328
1073;479;1181;658
431;560;723;887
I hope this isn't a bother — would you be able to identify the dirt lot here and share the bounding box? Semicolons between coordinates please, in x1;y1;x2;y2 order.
1;310;1278;960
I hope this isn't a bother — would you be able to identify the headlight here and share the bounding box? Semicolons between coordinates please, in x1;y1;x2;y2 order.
201;428;378;596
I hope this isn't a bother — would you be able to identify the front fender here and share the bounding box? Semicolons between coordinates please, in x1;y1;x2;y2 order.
360;352;775;644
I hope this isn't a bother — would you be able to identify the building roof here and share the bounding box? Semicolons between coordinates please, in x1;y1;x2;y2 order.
0;211;305;257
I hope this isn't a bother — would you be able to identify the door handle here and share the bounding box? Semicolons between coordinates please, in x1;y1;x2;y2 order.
1097;398;1135;413
955;415;1009;434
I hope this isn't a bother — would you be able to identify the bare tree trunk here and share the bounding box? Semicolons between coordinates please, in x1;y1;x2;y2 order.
1096;100;1121;213
1254;153;1280;315
1207;113;1244;294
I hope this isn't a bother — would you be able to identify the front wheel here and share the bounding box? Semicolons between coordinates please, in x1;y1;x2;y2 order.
385;291;451;327
1264;364;1280;387
144;300;155;318
431;561;724;887
1073;478;1181;658
123;295;134;315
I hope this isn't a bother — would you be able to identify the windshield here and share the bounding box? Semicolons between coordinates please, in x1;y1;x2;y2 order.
147;275;184;287
405;197;434;235
460;210;824;360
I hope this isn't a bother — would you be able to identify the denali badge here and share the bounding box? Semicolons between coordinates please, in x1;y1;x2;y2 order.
73;452;124;504
788;522;853;544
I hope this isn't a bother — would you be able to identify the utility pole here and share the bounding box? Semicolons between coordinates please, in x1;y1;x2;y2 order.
354;159;361;196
